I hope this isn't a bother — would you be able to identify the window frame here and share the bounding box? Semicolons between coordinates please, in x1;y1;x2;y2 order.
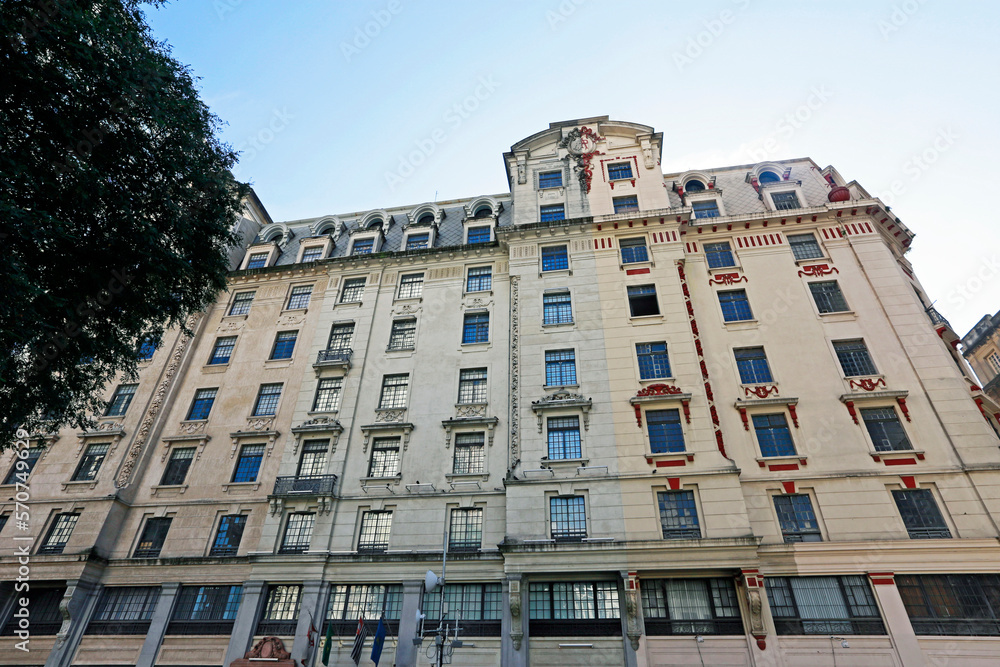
546;415;582;460
378;374;409;409
619;236;648;264
457;368;488;405
210;514;247;557
752;413;797;458
387;318;417;351
279;512;316;554
892;488;952;539
773;493;823;543
613;195;639;214
453;432;486;474
640;578;743;636
339;277;367;303
809;280;850;314
252;383;283;417
269;330;298;360
549;495;587;542
466;266;493;292
768;575;886;635
312;377;343;413
462;311;490;345
160;447;195;486
542;291;573;326
231;443;265;483
860;407;913;452
286;285;313;310
72;442;110;482
788;233;825;261
357;510;393;552
105;383;138;417
132;516;172;558
657;490;701;539
228;291;255;316
717;289;754;323
208;336;237;365
636;342;671;380
734;347;773;385
540;204;565;222
186;387;218;421
396;272;424;300
544;349;577;387
627;284;660;318
368;437;401;478
704;241;736;269
449;507;484;552
646;408;686;454
832;339;879;377
538;170;563;189
466;225;492;244
541;245;569;272
40;512;80;554
607;161;634;181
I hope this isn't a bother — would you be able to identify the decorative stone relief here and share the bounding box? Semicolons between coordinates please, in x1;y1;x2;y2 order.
625;572;641;650
374;409;406;423
531;392;593;432
741;569;767;650
509;276;520;466
509;579;523;650
276;313;306;327
558;126;605;193
217;320;245;333
456;403;487;419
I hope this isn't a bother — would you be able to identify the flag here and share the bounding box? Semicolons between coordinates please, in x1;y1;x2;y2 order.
370;613;387;666
308;617;318;648
350;614;368;665
321;614;334;666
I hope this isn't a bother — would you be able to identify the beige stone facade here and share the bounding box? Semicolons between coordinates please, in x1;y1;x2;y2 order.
3;117;1000;667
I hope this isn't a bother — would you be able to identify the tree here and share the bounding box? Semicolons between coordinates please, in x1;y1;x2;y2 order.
0;0;249;447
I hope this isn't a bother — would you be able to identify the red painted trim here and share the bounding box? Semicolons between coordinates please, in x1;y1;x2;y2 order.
626;267;650;275
884;458;917;466
781;481;796;494
667;477;681;490
900;475;917;489
768;463;799;471
871;578;895;585
656;459;686;467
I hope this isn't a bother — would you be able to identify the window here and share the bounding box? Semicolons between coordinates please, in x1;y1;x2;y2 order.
137;338;156;361
252;383;282;416
541;245;569;271
772;191;801;210
788;233;823;260
768;576;884;635
358;510;392;552
989;352;1000;375
550;496;586;541
458;368;488;404
462;311;490;344
397;273;424;299
297;440;328;477
270;331;297;360
246;252;268;269
529;582;619;636
105;383;137;416
160;447;195;485
613;195;639;214
210;515;246;556
627;284;660;317
466;266;492;292
169;585;243;634
312;378;343;412
897;574;1000;636
734;347;773;384
449;508;483;552
327;585;403;635
133;517;171;558
72;443;110;481
328;322;355;350
545;349;577;386
422;584;501;634
405;233;429;250
538;170;563;189
209;336;236;365
388;319;416;350
86;587;160;635
833;339;878;376
641;578;742;635
3;446;42;484
809;281;849;313
718;289;753;322
692;200;721;219
753;413;796;457
352;238;374;255
861;408;912;451
658;490;700;538
40;512;79;554
467;226;491;244
229;291;254;316
453;433;485;474
540;204;565;222
231;444;265;483
378;374;409;409
893;489;951;538
636;342;671;380
368;437;401;477
279;512;315;554
704;241;735;268
187;388;217;420
340;277;366;303
619;237;648;263
685;180;706;192
301;246;324;263
547;417;581;459
287;285;313;310
758;171;780;183
608;161;633;180
257;585;301;635
0;586;64;635
543;291;572;325
647;409;685;454
774;494;822;542
0;515;7;533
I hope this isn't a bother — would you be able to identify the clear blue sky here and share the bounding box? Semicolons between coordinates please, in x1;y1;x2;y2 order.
146;0;1000;336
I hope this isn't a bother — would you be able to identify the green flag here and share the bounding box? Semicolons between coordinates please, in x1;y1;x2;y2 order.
321;616;334;666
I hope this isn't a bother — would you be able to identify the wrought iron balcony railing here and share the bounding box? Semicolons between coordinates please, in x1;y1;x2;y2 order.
315;348;352;367
272;475;337;497
926;306;951;329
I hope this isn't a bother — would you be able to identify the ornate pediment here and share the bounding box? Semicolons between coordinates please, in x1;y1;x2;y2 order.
531;392;592;432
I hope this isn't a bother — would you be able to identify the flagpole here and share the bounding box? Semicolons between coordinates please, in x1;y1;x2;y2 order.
438;524;447;667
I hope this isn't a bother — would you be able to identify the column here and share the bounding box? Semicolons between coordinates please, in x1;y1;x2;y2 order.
394;580;423;667
135;582;180;667
291;580;324;667
620;572;640;667
44;579;100;667
868;572;926;667
501;574;527;667
224;580;266;667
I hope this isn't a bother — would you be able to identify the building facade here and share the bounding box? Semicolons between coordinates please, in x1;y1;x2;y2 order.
962;311;1000;409
3;117;1000;667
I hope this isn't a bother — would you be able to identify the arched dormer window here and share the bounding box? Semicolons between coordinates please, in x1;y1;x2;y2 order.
417;213;434;226
473;206;492;219
684;180;706;192
758;171;781;184
367;218;383;230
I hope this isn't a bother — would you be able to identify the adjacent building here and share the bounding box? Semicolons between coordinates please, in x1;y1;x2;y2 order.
3;117;1000;667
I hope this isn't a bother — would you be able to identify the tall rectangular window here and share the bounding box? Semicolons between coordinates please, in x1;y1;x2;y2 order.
327;585;403;634
105;384;138;416
298;440;328;477
833;339;878;376
545;349;577;386
897;574;1000;636
619;236;648;263
692;200;721;218
788;233;823;260
378;374;409;409
636;342;671;379
209;336;236;365
893;489;951;539
397;273;424;299
734;347;773;384
246;252;268;269
133;517;171;558
340;277;366;303
388;318;416;350
160;447;195;486
538;171;563;189
312;378;343;412
462;312;490;344
540;204;565;222
87;587;160;635
458;368;488;404
286;285;312;310
467;226;491;244
641;579;742;635
989;352;1000;374
40;513;80;554
252;383;282;416
449;508;483;552
547;417;581;459
169;585;243;634
3;446;42;484
809;281;849;313
861;408;912;451
280;512;315;554
704;241;735;268
369;437;401;477
550;496;586;541
137;338;156;361
405;233;429;250
421;584;501;634
657;491;701;539
228;291;254;316
187;388;217;420
466;266;492;292
270;331;298;360
73;443;110;481
647;409;685;454
541;245;568;271
613;195;639;214
0;587;64;635
772;191;801;210
210;515;246;556
301;246;324;263
767;576;884;635
257;585;301;635
718;290;753;322
543;291;573;325
753;414;796;457
774;495;822;542
453;433;485;474
358;511;392;552
352;238;374;255
607;161;633;180
328;322;355;350
529;582;619;634
231;444;265;483
627;285;660;317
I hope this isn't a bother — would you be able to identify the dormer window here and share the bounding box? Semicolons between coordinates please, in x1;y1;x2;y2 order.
538;171;563;189
771;192;801;211
692;201;720;219
352;238;374;255
367;218;383;230
758;171;781;184
417;214;434;226
473;205;493;219
608;162;633;181
301;246;324;262
405;233;429;250
246;252;268;269
684;180;706;192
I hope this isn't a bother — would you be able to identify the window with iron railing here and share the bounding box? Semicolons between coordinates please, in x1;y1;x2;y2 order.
767;576;885;635
658;491;700;539
210;515;246;556
422;583;501;636
774;494;822;542
897;574;1000;636
167;585;243;635
529;582;620;636
85;586;160;635
641;578;743;635
550;496;587;541
358;511;393;552
326;584;402;636
893;489;951;539
256;585;301;636
449;508;483;552
0;587;64;635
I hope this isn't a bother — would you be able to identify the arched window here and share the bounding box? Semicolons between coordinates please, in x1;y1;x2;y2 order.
367;218;383;230
417;214;434;226
474;206;492;219
684;180;705;192
758;171;780;184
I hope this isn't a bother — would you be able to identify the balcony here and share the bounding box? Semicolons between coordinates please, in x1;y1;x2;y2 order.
926;306;951;328
272;475;337;497
314;348;352;369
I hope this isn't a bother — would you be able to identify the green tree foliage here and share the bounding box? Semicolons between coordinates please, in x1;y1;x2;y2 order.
0;0;249;446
